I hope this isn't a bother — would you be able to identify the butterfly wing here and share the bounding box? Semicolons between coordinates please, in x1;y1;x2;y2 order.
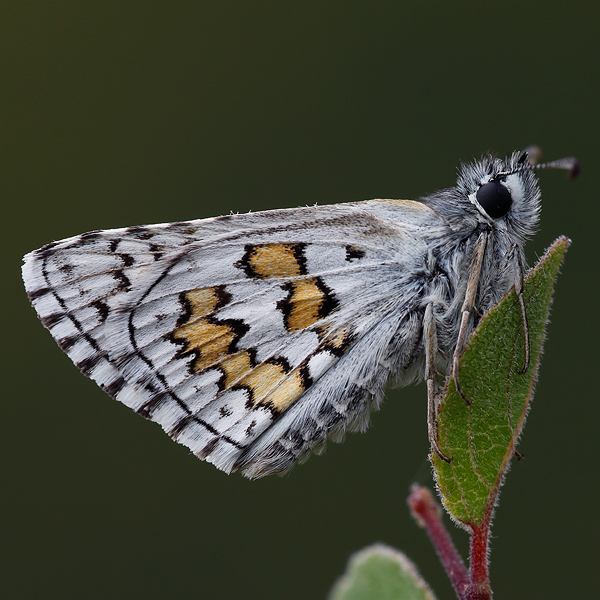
23;200;443;477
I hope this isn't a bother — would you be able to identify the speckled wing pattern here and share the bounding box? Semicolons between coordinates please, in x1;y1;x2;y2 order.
22;200;440;477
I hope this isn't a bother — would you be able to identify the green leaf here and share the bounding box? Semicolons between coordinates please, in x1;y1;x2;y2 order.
329;544;438;600
432;237;570;529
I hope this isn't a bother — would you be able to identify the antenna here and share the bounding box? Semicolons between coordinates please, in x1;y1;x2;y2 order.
497;148;580;180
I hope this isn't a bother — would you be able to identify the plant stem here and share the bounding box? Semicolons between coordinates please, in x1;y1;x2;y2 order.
466;522;492;600
408;485;470;600
408;485;494;600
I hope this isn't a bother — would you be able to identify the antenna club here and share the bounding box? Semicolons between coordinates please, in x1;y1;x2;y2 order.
536;156;580;179
566;158;580;179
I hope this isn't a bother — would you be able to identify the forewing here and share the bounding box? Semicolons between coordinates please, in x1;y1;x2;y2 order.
23;201;439;477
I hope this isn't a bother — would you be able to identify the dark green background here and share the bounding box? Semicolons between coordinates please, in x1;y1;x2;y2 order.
3;3;598;599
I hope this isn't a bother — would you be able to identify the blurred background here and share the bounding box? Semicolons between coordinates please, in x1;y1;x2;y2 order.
2;2;598;599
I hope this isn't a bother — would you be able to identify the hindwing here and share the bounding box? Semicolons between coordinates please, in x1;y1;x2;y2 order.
23;202;434;476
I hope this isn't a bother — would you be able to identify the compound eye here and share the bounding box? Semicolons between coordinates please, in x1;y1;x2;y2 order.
476;180;512;218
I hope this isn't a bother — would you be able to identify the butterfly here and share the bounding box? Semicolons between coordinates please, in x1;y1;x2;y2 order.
22;149;578;478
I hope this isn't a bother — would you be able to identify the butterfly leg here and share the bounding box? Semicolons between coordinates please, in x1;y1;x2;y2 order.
503;243;530;374
453;230;488;405
424;303;452;462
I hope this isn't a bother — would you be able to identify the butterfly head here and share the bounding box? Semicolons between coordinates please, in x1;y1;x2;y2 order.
455;148;579;244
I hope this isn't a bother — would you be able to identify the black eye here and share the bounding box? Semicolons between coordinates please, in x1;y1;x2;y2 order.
476;180;512;218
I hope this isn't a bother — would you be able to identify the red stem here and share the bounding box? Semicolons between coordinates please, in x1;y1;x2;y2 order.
466;521;492;600
408;485;470;600
408;485;493;600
